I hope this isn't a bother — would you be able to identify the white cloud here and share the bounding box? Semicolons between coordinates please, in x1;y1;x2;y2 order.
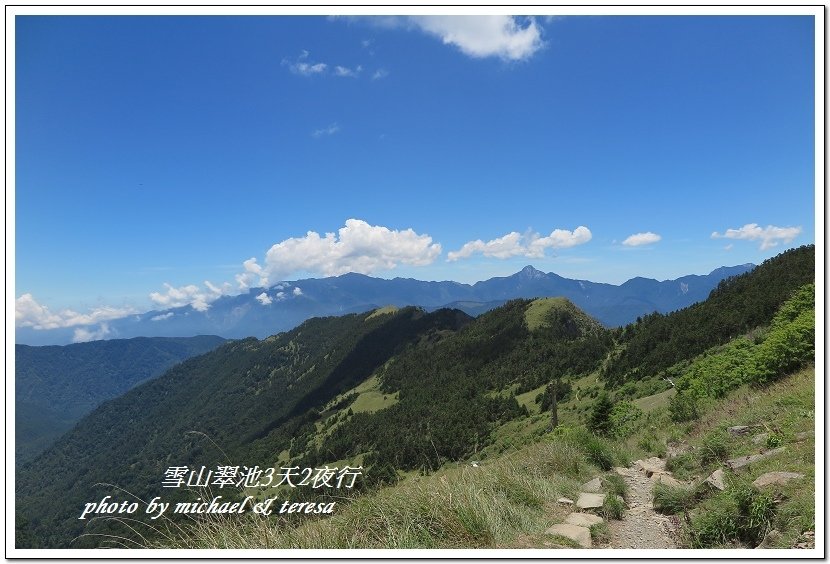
15;293;137;330
408;16;544;61
447;226;592;262
334;65;362;77
149;281;230;312
282;50;328;76
72;323;112;343
239;219;441;286
151;312;174;321
293;286;303;296
312;123;341;138
276;291;286;300
711;223;802;250
622;232;662;247
255;292;273;306
372;69;389;80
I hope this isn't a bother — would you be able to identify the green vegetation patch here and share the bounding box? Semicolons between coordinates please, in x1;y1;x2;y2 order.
524;297;600;333
366;306;399;321
349;375;400;414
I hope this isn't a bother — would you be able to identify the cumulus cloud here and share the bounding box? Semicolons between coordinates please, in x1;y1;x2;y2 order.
237;219;441;287
151;312;174;321
334;65;362;77
149;281;231;312
312;123;341;138
372;69;389;80
622;232;662;247
15;293;137;330
711;223;802;250
293;286;303;296
255;292;273;306
72;323;112;343
408;16;545;61
448;226;591;262
282;50;327;76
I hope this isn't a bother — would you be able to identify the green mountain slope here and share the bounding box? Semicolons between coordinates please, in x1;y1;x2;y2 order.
16;307;472;548
15;335;226;463
602;245;814;385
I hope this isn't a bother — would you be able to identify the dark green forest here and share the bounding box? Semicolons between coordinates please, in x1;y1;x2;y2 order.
15;335;225;463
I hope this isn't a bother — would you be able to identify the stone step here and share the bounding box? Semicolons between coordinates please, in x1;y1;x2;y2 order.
565;512;604;527
576;492;606;510
546;523;592;548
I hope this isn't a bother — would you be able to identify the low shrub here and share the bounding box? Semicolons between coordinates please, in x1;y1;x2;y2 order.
601;494;625;520
652;483;697;514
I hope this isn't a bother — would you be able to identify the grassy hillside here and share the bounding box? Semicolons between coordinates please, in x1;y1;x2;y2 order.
145;362;813;550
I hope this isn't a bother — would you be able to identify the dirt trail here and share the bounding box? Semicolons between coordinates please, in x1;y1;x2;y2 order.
605;461;680;549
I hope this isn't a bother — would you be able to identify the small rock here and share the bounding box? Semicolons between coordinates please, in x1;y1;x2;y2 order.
705;468;726;491
576;492;606;510
557;497;574;505
751;433;769;445
565;512;604;527
581;477;602;492
634;457;666;477
793;530;815;549
755;529;781;549
613;466;629;476
652;473;684;487
794;431;813;441
752;471;805;488
728;425;751;436
726;447;785;471
546;523;592;548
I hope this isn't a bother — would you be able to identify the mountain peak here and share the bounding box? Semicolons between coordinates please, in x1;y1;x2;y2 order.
519;265;545;278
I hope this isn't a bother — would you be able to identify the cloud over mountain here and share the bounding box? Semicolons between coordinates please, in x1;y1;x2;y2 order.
15;294;137;330
711;223;802;250
448;226;592;261
236;219;442;288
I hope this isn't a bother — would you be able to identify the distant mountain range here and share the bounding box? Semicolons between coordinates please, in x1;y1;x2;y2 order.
16;264;755;345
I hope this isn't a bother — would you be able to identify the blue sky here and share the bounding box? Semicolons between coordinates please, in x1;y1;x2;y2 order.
14;14;816;330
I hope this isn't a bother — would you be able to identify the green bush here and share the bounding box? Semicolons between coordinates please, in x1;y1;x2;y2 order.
669;391;699;422
609;401;643;438
732;484;776;545
603;474;628;501
665;453;698;481
699;430;731;465
652;483;696;514
601;494;625;520
689;505;739;547
688;483;776;548
590;522;611;543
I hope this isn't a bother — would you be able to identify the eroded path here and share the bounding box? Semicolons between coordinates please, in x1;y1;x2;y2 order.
606;458;679;549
